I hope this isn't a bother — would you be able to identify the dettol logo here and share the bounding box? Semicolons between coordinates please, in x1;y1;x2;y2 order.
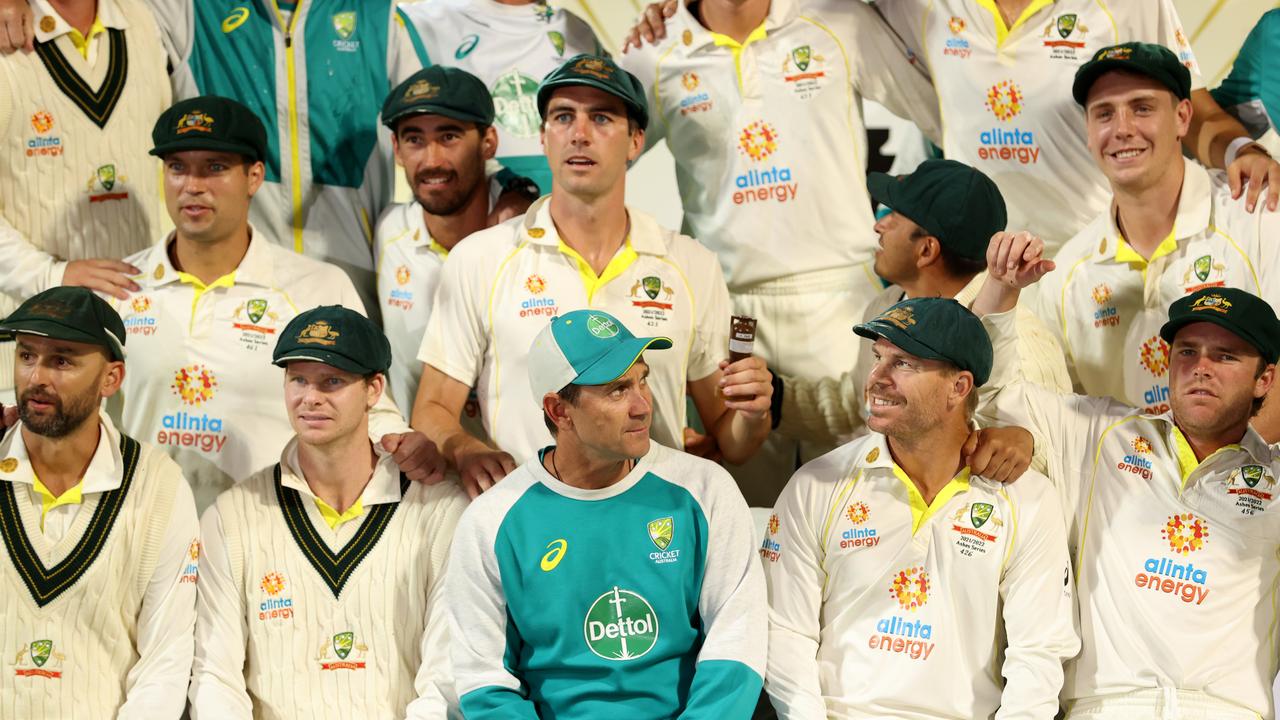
583;586;659;661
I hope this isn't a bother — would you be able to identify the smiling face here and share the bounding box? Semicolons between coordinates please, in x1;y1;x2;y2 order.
1085;71;1191;194
392;114;496;216
15;335;123;439
864;337;973;442
1168;322;1273;440
283;361;383;448
163;150;264;245
541;86;643;201
551;359;653;461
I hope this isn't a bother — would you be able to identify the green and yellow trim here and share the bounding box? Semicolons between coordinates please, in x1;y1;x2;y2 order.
274;465;408;598
0;435;140;608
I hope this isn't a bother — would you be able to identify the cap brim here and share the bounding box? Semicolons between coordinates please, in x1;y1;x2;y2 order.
1159;315;1277;363
1073;60;1185;106
866;172;898;210
150;139;262;161
538;78;648;130
853;320;951;365
0;320;125;360
383;105;492;129
273;349;379;375
573;336;672;386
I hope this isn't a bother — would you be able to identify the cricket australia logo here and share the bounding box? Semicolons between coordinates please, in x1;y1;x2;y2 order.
1226;464;1276;513
951;502;1002;555
13;639;64;678
647;517;679;564
318;631;367;670
584;587;659;661
1182;255;1226;292
331;12;359;52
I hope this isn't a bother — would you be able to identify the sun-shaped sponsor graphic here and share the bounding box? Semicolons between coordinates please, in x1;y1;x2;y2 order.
985;80;1024;122
170;365;218;406
1139;336;1170;377
260;572;286;596
525;274;547;294
682;71;699;91
187;540;201;562
767;513;780;536
131;296;151;313
948;16;965;34
737;121;779;162
890;566;930;610
30;111;54;134
1091;284;1112;306
1131;436;1152;454
395;265;411;285
1162;513;1208;555
846;502;870;525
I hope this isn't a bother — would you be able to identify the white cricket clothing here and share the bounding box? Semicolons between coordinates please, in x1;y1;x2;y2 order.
618;0;942;291
0;0;170;390
778;272;1072;449
399;0;602;194
0;412;198;720
877;0;1202;254
418;196;730;462
189;438;467;719
981;309;1280;717
107;231;409;512
764;433;1078;719
1034;158;1280;412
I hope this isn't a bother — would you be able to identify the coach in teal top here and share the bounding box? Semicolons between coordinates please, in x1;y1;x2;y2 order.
445;309;767;718
1212;9;1280;158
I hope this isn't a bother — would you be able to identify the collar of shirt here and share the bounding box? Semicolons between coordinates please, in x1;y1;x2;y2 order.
671;0;798;55
0;410;125;495
952;271;989;308
31;0;127;44
1100;158;1214;268
972;0;1057;47
1148;412;1273;489
403;203;451;258
139;225;279;292
278;436;405;513
518;196;668;256
858;433;975;535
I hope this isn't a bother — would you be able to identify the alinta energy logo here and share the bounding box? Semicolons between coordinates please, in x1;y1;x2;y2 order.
123;295;157;336
760;513;781;562
870;566;934;661
841;502;878;550
519;274;557;319
943;15;971;58
584;586;659;661
27;110;62;157
1133;513;1210;605
258;571;294;621
180;540;200;585
161;365;228;454
1138;336;1171;413
979;81;1040;165
1117;434;1154;480
1091;283;1119;327
733;120;797;206
677;71;712;115
388;265;414;311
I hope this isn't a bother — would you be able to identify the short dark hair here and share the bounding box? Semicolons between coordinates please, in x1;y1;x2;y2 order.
542;382;583;435
938;243;988;278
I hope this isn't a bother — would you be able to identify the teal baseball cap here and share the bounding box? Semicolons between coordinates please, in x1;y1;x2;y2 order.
527;310;672;403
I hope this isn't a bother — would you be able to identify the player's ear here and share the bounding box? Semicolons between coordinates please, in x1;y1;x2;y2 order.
246;160;266;196
481;124;499;160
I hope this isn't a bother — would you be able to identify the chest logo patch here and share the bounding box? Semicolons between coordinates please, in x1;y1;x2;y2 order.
648;516;680;564
889;566;930;611
584;587;659;661
1226;464;1275;515
541;538;567;572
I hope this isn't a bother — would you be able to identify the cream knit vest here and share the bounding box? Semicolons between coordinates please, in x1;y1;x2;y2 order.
0;0;170;389
217;466;454;719
0;435;178;719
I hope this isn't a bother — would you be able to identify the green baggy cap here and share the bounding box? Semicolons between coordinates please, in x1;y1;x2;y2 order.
150;95;268;161
537;54;649;130
382;65;496;129
0;287;126;361
1073;42;1192;106
854;297;993;386
1160;288;1280;364
867;159;1006;262
273;306;391;375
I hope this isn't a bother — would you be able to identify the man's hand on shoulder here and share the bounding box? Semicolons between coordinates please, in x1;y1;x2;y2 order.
1227;144;1280;213
380;432;447;486
963;426;1033;483
63;259;142;300
622;0;678;52
0;0;33;55
456;448;517;499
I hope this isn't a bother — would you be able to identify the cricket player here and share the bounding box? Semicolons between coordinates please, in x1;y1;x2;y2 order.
0;287;198;719
1034;43;1280;439
109;95;441;511
617;0;943;502
764;297;1077;718
447;308;766;718
413;54;773;498
376;65;501;414
189;305;467;718
399;0;604;194
975;230;1280;718
774;159;1070;448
